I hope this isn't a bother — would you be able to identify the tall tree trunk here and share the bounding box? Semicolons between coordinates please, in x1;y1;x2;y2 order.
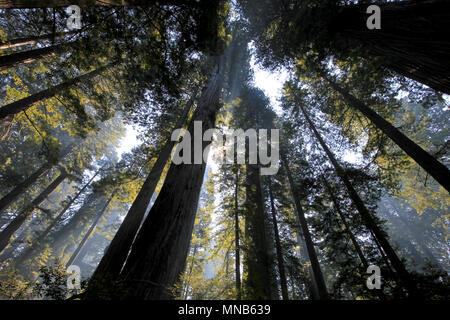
0;170;67;253
0;62;117;120
0;43;70;71
0;144;73;216
328;0;450;93
86;91;197;292
299;103;420;298
234;170;242;300
281;155;329;300
0;32;76;50
243;164;273;300
320;71;450;192
267;180;289;300
66;191;115;267
12;167;101;266
118;60;224;300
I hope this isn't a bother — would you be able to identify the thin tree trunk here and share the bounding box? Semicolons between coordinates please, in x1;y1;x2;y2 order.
66;191;115;267
0;144;73;216
320;72;450;192
267;180;289;300
281;155;329;300
118;60;224;300
0;62;117;120
12;167;101;265
0;170;67;253
86;90;197;291
233;170;241;300
299;103;420;298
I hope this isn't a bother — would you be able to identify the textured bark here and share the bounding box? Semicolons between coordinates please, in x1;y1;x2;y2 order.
299;104;420;298
66;191;115;267
243;164;273;300
13;168;100;266
321;72;450;193
0;63;117;120
119;61;223;300
267;180;289;300
0;144;73;216
87;91;196;290
234;170;242;300
331;0;450;94
282;155;329;300
0;171;67;253
0;43;67;71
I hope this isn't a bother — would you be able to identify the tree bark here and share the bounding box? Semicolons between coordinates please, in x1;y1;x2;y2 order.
0;170;67;253
118;60;224;300
0;62;117;120
86;90;197;292
320;72;450;192
243;164;273;300
281;155;329;300
267;180;289;300
299;103;420;298
234;170;242;300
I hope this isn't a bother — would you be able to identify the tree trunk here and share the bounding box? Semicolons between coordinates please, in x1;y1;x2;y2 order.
267;180;289;300
234;170;241;300
243;164;273;300
321;72;450;192
0;144;73;216
0;32;76;50
66;191;115;267
12;167;100;265
330;0;450;94
281;155;329;300
0;170;67;253
86;90;197;292
299;103;420;298
118;60;224;300
0;43;68;71
0;62;117;120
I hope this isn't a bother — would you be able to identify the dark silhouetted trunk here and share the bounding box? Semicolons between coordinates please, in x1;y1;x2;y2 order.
0;63;117;120
299;103;420;298
66;191;115;267
86;91;196;292
0;171;67;253
329;0;450;93
321;72;450;192
0;32;76;50
267;180;289;300
282;155;329;300
234;170;241;300
243;164;273;300
0;144;73;217
118;60;223;300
